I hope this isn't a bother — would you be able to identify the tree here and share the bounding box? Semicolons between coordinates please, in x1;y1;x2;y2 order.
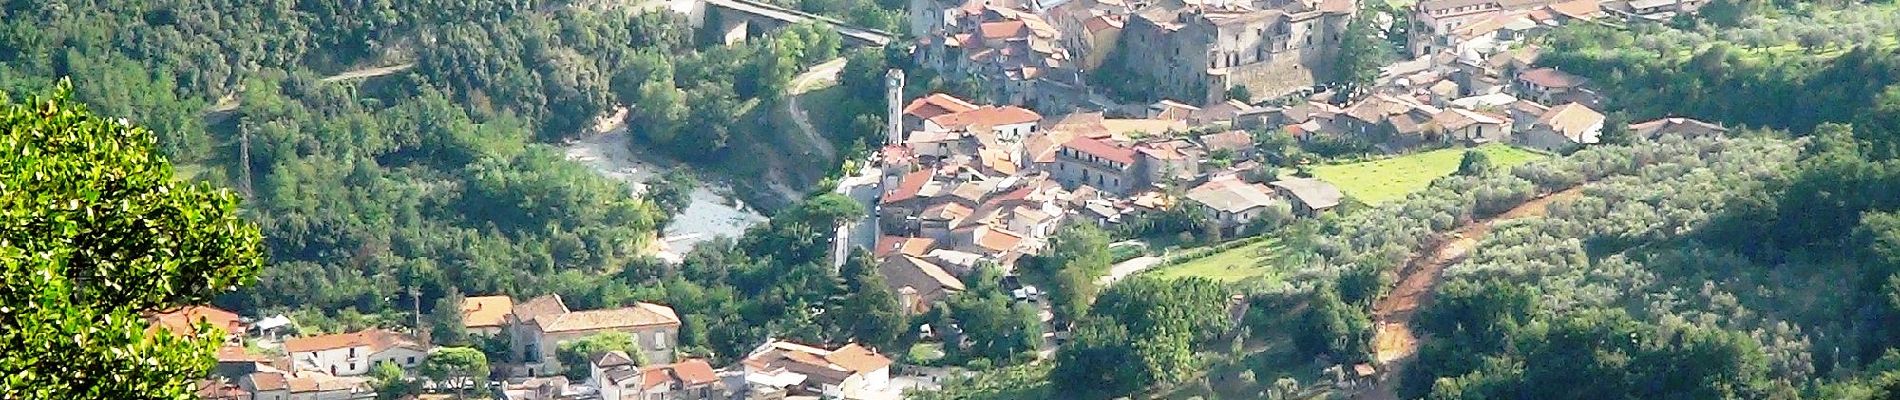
841;251;907;350
0;84;265;399
1457;149;1493;176
368;361;413;400
1227;85;1254;103
555;332;644;380
1598;111;1634;146
1329;9;1393;99
1041;225;1111;321
432;289;469;346
422;347;490;399
645;169;699;224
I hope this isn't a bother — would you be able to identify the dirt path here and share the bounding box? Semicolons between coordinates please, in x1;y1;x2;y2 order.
786;58;845;162
1362;187;1584;399
318;63;415;83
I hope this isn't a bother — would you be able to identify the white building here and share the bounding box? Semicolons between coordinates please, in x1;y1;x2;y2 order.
283;329;428;377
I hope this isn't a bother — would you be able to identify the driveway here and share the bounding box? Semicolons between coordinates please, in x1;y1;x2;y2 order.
1097;256;1164;286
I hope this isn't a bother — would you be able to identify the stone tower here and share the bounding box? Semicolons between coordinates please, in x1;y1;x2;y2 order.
885;68;906;146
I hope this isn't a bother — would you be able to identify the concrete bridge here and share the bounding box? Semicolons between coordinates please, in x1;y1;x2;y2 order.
667;0;895;47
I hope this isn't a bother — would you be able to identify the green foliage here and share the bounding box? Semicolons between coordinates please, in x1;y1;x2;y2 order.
556;332;643;380
432;289;469;346
0;85;264;399
1539;14;1900;133
1329;8;1393;98
1031;224;1112;322
369;361;413;400
1050;278;1232;399
838;250;906;350
1456;149;1492;176
423;347;490;398
1226;85;1253;103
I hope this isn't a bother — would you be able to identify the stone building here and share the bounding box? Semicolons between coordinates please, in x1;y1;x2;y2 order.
1115;0;1352;105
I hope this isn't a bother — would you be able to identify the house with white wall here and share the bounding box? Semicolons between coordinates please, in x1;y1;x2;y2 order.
284;329;427;377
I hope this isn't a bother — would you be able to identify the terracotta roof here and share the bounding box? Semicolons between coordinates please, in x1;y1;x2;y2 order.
826;343;894;373
903;94;980;121
642;359;720;390
248;372;287;391
927;106;1043;131
882;169;935;205
512;294;570;324
533;303;681;333
1270;178;1345;210
1186;179;1279;213
149;305;243;339
979;21;1029;40
284;329;418;354
1545;0;1600;19
1537;102;1606;143
460;295;514;329
1063;137;1137;164
875;236;939;259
1517;68;1586;89
973;226;1026;253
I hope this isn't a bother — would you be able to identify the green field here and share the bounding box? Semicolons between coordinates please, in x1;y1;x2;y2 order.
1312;144;1546;205
1147;238;1288;283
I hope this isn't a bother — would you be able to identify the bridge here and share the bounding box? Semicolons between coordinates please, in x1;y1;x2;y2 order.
683;0;895;47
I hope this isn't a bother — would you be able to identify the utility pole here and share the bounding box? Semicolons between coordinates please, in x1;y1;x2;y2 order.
411;285;426;344
238;121;254;199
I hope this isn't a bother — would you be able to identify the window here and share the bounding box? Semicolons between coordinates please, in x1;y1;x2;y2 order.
653;331;669;349
406;356;416;365
348;348;356;358
349;362;356;371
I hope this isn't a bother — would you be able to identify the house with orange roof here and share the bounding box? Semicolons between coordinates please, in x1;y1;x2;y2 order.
741;340;895;399
509;294;683;378
459;295;514;336
901;93;981;134
591;351;725;400
147;305;246;346
923;105;1043;142
284;328;427;377
1052;136;1139;194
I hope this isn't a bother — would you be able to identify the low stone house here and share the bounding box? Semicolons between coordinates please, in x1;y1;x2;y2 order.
1269;178;1345;217
1184;178;1281;233
509;295;683;377
1522;102;1604;152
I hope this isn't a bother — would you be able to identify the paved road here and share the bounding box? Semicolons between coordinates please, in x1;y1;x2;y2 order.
1097;256;1164;286
787;58;846;162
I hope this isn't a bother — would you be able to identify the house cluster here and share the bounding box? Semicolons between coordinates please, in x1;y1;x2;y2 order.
1407;0;1710;59
910;0;1354;108
174;293;908;400
872;92;1345;312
